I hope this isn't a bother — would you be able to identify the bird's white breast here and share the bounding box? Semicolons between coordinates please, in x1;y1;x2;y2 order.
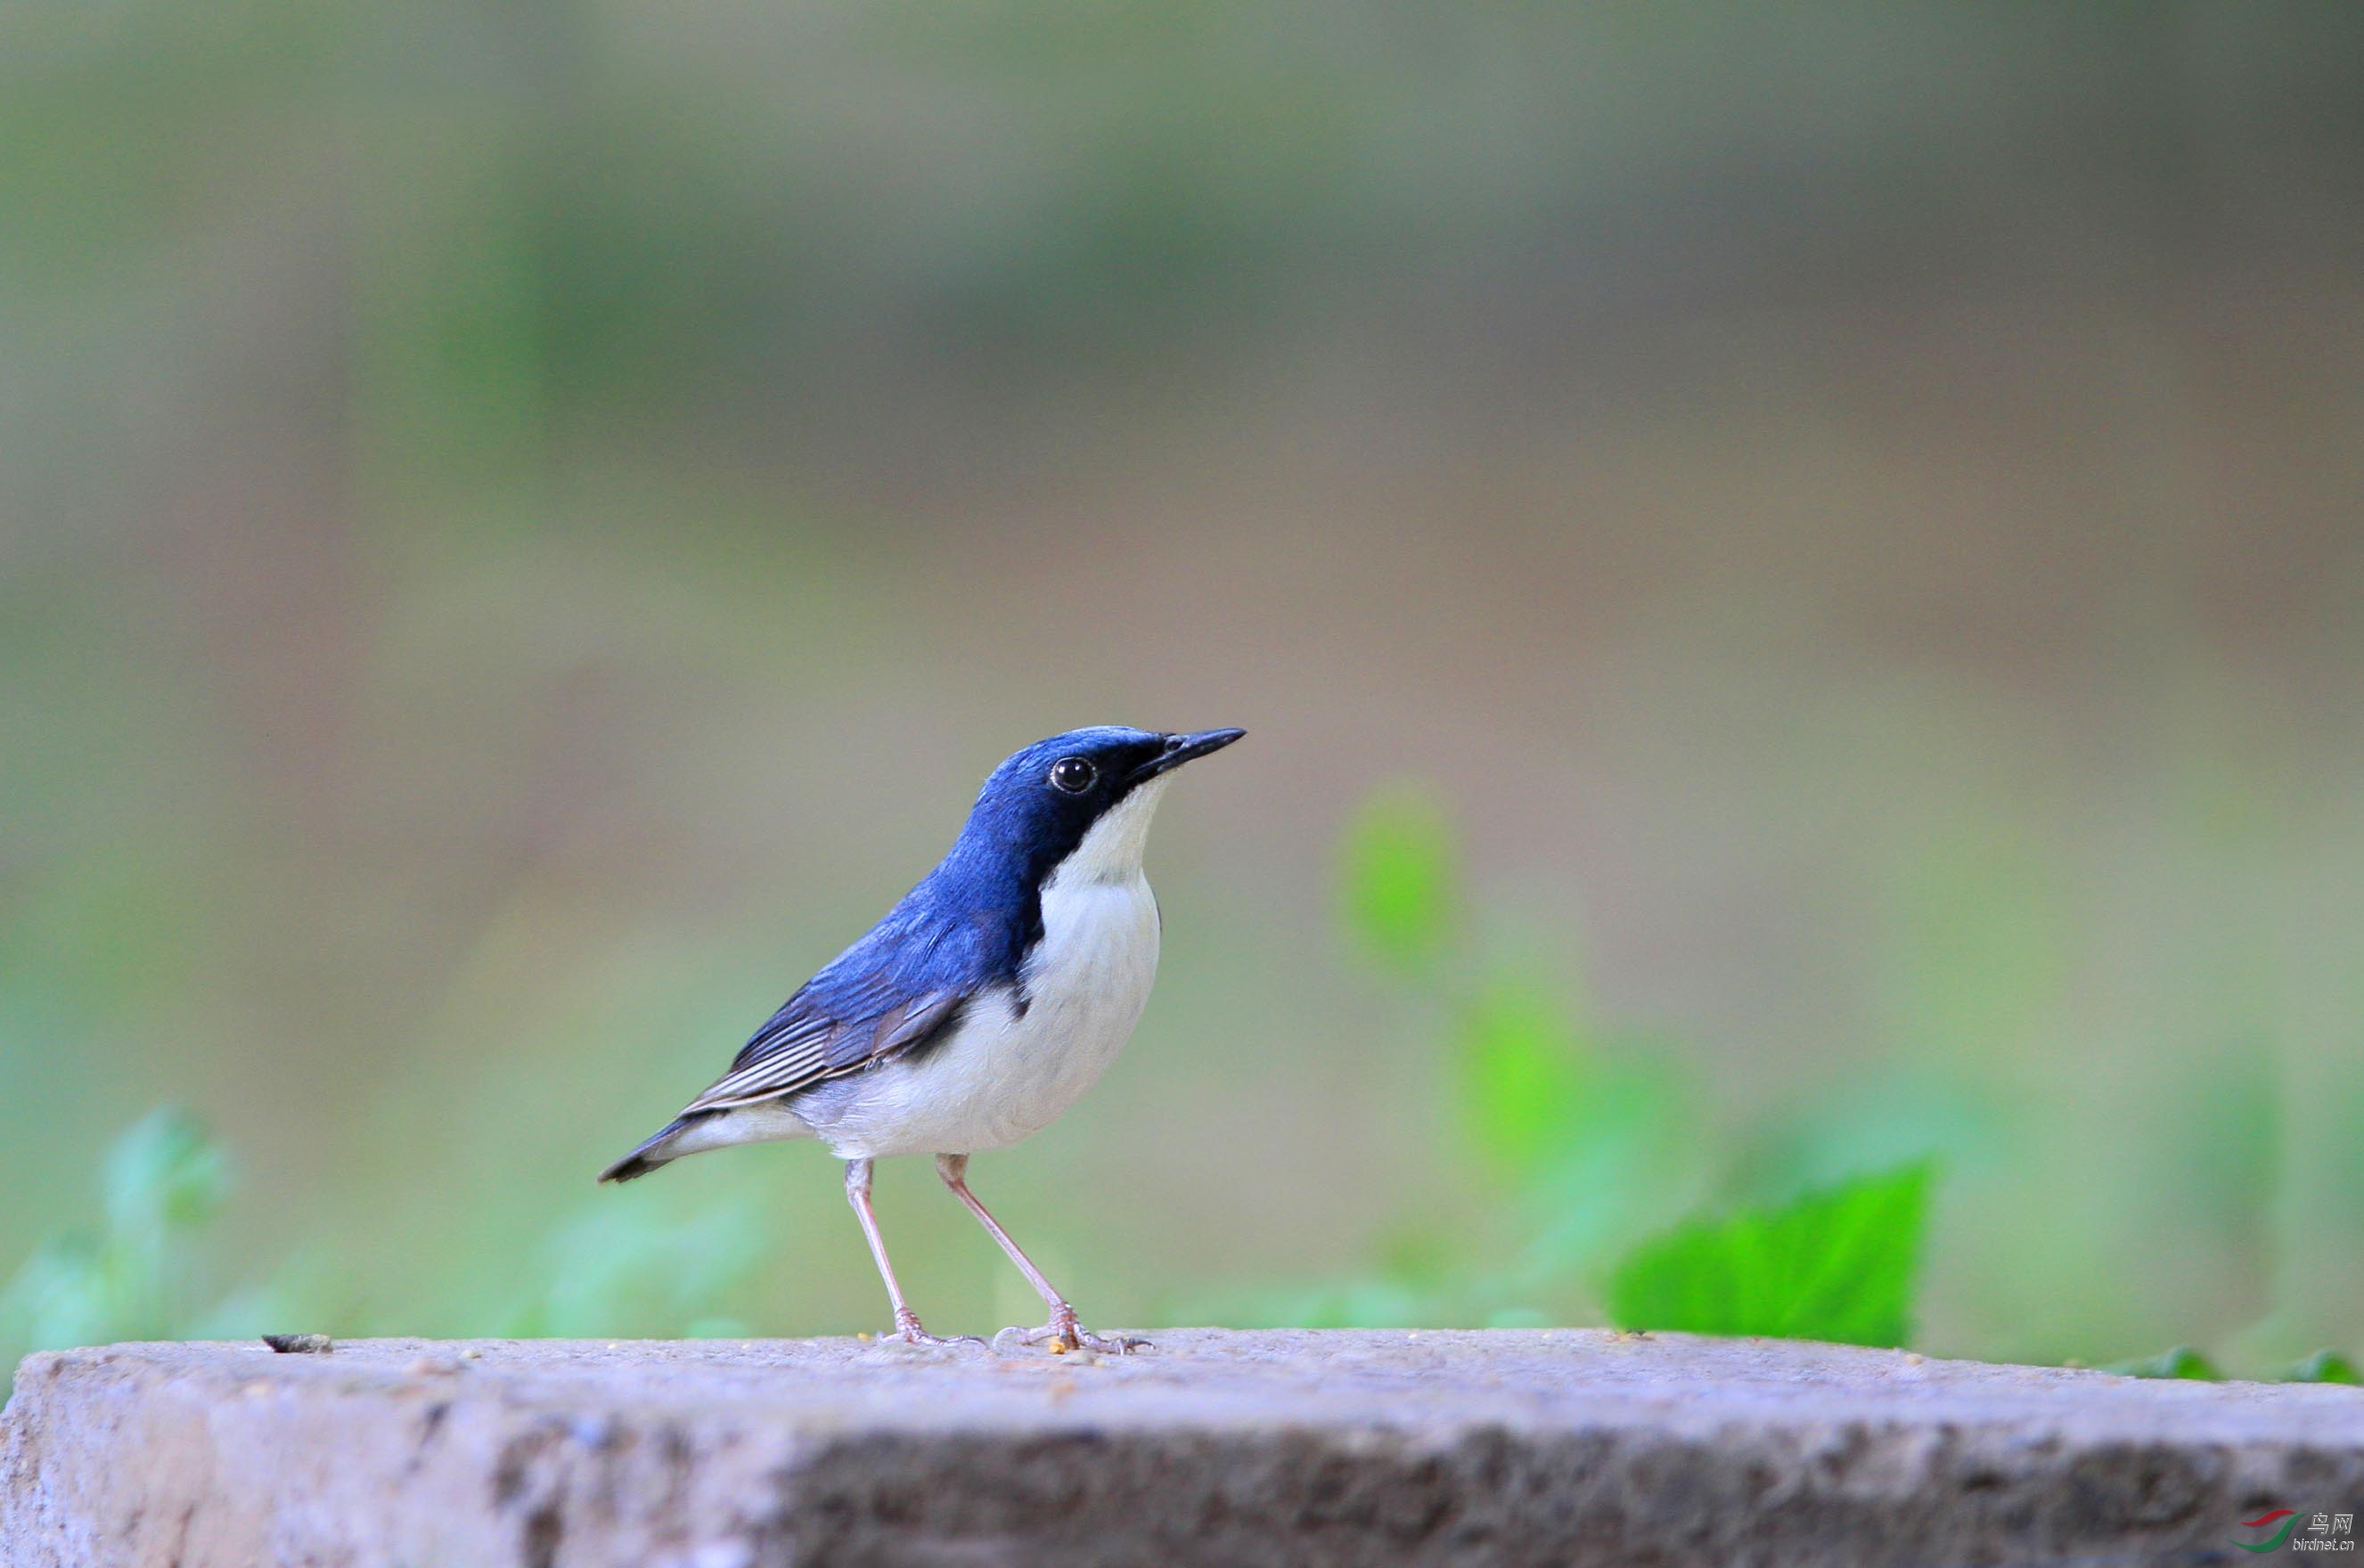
802;780;1172;1159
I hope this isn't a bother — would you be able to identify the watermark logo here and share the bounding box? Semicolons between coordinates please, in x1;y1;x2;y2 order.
2232;1508;2355;1554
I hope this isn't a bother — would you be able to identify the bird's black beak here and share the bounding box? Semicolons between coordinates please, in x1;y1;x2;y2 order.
1131;727;1247;783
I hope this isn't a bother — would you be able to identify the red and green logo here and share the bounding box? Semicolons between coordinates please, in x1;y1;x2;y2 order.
2233;1509;2299;1553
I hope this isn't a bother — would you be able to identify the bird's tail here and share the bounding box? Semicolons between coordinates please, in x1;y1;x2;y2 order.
598;1116;694;1184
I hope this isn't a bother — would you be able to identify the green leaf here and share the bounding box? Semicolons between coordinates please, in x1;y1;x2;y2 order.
1605;1160;1934;1347
103;1107;229;1238
1509;1047;1699;1280
2;1109;235;1374
2276;1350;2360;1384
1458;970;1587;1180
1337;785;1459;975
2100;1346;2221;1380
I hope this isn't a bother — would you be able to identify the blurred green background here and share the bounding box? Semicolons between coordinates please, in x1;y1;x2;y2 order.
5;3;2363;1374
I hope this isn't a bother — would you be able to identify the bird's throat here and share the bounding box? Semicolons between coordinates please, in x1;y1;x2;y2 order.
1043;776;1174;890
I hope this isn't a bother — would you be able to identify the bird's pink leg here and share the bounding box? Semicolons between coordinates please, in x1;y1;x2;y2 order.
845;1158;978;1347
936;1154;1146;1354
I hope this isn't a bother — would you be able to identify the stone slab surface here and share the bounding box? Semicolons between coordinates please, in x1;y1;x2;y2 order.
4;1328;2361;1566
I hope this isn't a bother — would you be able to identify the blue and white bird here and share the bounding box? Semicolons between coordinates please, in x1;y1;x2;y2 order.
600;725;1246;1352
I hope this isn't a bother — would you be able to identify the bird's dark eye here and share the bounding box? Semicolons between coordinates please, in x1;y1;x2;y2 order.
1049;756;1097;794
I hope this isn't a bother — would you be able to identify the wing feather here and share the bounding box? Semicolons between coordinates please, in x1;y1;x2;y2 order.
681;983;966;1114
673;881;1009;1120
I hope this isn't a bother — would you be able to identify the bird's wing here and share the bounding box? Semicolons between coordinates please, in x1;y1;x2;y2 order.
677;909;987;1115
680;981;967;1114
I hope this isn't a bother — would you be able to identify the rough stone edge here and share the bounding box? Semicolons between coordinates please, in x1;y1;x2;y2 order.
7;1339;2364;1568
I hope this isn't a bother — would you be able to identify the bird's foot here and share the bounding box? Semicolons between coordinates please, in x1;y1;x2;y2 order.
881;1307;985;1349
994;1303;1148;1356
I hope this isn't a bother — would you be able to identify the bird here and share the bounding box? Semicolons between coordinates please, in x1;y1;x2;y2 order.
600;724;1246;1352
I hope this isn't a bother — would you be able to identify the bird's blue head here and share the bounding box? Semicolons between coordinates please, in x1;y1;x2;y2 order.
946;725;1246;891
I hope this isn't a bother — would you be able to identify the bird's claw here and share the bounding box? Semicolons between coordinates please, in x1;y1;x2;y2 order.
994;1306;1148;1356
881;1309;985;1349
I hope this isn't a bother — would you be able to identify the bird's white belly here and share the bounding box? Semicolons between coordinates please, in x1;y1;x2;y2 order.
809;875;1161;1159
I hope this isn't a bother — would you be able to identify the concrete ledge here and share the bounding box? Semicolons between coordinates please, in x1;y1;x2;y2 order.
4;1329;2360;1565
